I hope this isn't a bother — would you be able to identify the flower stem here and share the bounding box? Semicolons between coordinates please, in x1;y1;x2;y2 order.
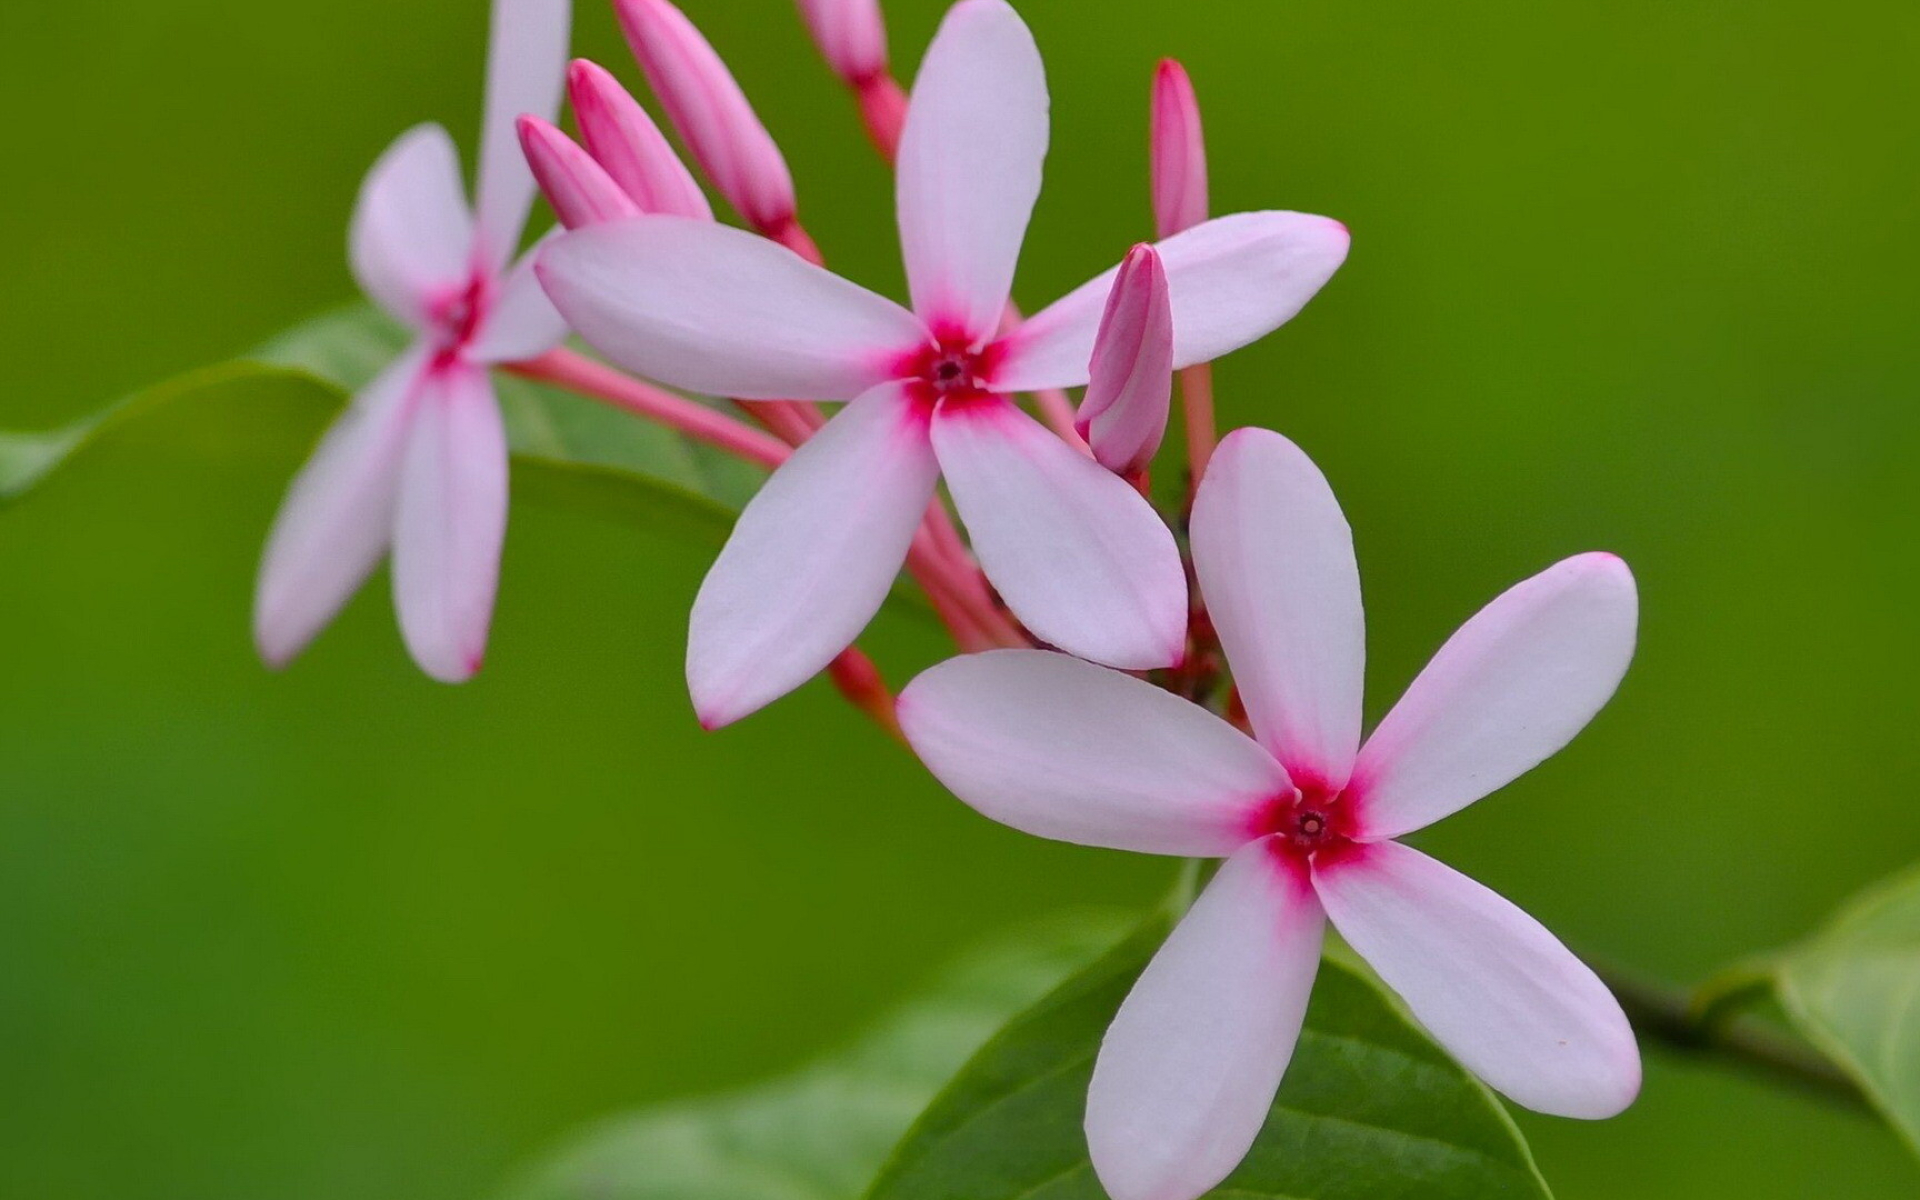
1178;362;1217;491
504;349;791;468
1594;964;1868;1110
827;647;905;744
853;73;908;161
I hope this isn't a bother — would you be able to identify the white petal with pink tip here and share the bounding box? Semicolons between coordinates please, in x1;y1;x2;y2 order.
392;363;510;683
895;0;1048;343
898;650;1285;857
933;397;1186;670
1088;840;1324;1200
688;383;938;727
996;211;1350;391
1313;840;1639;1119
539;217;926;400
1352;552;1637;839
1191;428;1365;789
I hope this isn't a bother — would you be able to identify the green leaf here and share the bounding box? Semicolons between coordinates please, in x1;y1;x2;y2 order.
1776;863;1920;1154
494;912;1133;1200
868;918;1553;1200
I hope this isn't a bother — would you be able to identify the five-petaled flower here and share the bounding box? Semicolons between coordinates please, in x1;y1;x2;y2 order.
899;427;1642;1200
254;0;572;682
538;0;1350;727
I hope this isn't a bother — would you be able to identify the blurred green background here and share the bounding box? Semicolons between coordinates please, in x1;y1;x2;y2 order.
3;0;1918;1196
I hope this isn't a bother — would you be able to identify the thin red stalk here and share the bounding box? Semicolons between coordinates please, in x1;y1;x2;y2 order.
1178;362;1217;491
853;73;907;160
506;349;791;468
827;648;905;743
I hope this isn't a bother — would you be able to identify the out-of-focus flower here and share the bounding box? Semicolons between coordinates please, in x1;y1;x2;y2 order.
1075;244;1173;477
1150;60;1208;240
255;0;572;682
539;0;1349;726
613;0;800;241
795;0;889;86
899;427;1642;1200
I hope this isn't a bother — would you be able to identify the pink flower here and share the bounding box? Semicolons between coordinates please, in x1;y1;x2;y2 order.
1075;244;1173;477
567;59;713;222
539;0;1349;726
898;427;1642;1200
254;0;572;682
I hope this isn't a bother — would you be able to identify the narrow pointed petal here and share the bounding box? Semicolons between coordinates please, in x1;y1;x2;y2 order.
895;0;1047;343
995;211;1350;391
796;0;889;85
537;217;926;400
470;240;570;363
254;348;427;668
1077;244;1173;476
898;650;1286;856
614;0;796;233
933;396;1185;670
1089;840;1325;1200
1150;60;1208;240
392;362;510;683
689;383;937;726
517;115;642;229
1350;552;1637;839
1314;840;1639;1118
350;125;475;329
1189;428;1364;789
568;58;713;220
475;0;574;267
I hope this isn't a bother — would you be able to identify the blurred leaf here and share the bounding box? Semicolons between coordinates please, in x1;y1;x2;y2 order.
868;916;1553;1200
494;912;1133;1200
1776;864;1920;1156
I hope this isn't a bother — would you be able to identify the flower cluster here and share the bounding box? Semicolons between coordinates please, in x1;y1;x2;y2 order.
258;1;1641;1197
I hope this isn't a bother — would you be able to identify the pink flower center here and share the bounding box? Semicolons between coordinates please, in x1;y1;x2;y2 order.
898;330;1003;405
428;272;494;360
1250;779;1357;866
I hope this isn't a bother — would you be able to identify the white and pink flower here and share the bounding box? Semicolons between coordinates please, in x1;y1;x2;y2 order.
254;0;572;681
899;427;1642;1200
538;0;1349;726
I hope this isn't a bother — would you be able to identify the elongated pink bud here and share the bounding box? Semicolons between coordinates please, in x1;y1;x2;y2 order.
568;59;714;221
795;0;888;85
614;0;798;235
517;115;642;229
1150;60;1208;239
1077;244;1174;477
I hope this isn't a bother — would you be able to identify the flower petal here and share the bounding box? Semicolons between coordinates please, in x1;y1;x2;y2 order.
895;0;1047;343
1088;840;1325;1200
392;361;510;683
897;649;1286;856
254;347;426;668
537;217;926;400
350;125;475;330
517;115;642;230
994;211;1350;391
1076;243;1173;477
475;0;573;267
1351;552;1637;839
1313;840;1639;1119
1190;428;1364;789
568;58;714;221
933;396;1185;670
689;382;936;727
470;238;571;363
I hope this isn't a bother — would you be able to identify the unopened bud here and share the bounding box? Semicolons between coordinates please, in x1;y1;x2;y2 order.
517;115;642;229
613;0;798;235
1077;244;1174;477
568;59;713;221
795;0;889;85
1150;60;1208;240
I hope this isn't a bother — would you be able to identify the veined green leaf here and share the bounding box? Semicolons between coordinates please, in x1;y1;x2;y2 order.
494;913;1133;1200
1776;863;1920;1155
868;917;1554;1200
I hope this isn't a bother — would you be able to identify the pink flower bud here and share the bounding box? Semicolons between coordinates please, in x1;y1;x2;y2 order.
1150;59;1209;240
517;115;642;229
1077;244;1174;477
795;0;889;85
568;59;714;221
613;0;798;235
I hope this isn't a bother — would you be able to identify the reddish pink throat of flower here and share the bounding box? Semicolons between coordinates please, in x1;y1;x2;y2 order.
429;273;495;362
899;334;1004;406
1252;781;1358;866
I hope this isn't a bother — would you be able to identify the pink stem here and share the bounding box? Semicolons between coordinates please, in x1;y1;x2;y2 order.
827;647;904;742
853;73;907;161
506;349;790;468
1179;362;1217;490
